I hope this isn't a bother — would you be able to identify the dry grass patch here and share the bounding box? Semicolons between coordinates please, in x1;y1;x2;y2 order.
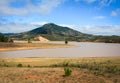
0;57;120;83
0;67;112;83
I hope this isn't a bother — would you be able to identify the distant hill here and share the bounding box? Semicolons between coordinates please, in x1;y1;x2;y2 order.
3;23;120;43
8;23;92;41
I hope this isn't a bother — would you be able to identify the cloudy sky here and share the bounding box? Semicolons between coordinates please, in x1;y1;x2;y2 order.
0;0;120;35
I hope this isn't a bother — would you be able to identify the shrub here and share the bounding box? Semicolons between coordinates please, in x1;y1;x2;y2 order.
64;68;72;76
27;64;31;67
51;64;58;67
17;63;23;67
9;39;14;43
63;61;69;67
65;40;68;44
28;38;32;43
4;63;8;67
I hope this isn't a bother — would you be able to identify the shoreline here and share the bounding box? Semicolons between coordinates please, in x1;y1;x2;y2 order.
0;42;73;52
0;46;72;52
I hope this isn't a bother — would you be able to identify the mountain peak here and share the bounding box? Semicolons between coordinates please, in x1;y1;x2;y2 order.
45;23;56;25
42;23;58;27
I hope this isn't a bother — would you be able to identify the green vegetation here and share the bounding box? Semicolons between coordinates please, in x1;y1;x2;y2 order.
51;58;120;76
89;35;120;43
0;33;8;42
0;33;14;43
17;63;23;67
28;38;32;43
8;39;14;43
64;68;72;76
65;40;68;44
27;64;31;67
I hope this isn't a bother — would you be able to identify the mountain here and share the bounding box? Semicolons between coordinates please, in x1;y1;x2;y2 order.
9;23;92;41
2;23;120;43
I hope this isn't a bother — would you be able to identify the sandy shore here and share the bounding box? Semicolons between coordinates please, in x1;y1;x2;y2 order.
0;42;72;52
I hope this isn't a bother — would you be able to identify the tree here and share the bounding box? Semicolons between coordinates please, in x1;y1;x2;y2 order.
0;33;8;42
28;38;32;43
65;40;68;44
9;39;14;43
65;38;68;44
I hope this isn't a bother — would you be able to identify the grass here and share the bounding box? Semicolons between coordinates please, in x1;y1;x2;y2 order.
0;57;120;83
64;68;72;76
0;58;120;75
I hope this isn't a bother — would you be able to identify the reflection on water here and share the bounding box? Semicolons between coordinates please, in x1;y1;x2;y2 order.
0;42;120;58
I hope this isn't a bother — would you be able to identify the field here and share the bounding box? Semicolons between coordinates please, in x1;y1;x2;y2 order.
0;57;120;83
0;42;71;52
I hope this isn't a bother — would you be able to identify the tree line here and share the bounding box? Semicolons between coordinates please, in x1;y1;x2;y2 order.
0;33;13;42
0;33;9;42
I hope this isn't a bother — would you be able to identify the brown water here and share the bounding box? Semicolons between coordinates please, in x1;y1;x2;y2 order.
0;42;120;58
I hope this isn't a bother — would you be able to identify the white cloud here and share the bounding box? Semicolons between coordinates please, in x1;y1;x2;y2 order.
111;11;117;16
111;8;120;16
30;22;49;25
75;0;96;3
99;0;114;7
59;24;75;28
93;16;105;20
76;25;120;36
0;0;65;16
75;0;115;7
0;0;116;16
0;23;40;33
86;0;96;3
54;23;120;36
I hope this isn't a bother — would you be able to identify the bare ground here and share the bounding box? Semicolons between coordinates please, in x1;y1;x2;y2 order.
0;67;114;83
0;58;120;83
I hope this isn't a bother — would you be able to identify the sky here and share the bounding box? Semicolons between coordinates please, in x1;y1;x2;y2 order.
0;0;120;35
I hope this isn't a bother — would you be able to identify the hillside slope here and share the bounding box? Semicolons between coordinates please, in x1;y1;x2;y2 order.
9;23;92;41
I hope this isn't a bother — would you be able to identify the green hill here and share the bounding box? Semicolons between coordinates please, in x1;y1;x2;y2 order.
4;23;120;43
27;23;92;40
9;23;92;41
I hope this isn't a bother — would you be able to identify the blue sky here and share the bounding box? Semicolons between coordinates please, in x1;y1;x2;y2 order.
0;0;120;35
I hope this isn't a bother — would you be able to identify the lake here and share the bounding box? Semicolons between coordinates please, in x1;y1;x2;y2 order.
0;42;120;58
